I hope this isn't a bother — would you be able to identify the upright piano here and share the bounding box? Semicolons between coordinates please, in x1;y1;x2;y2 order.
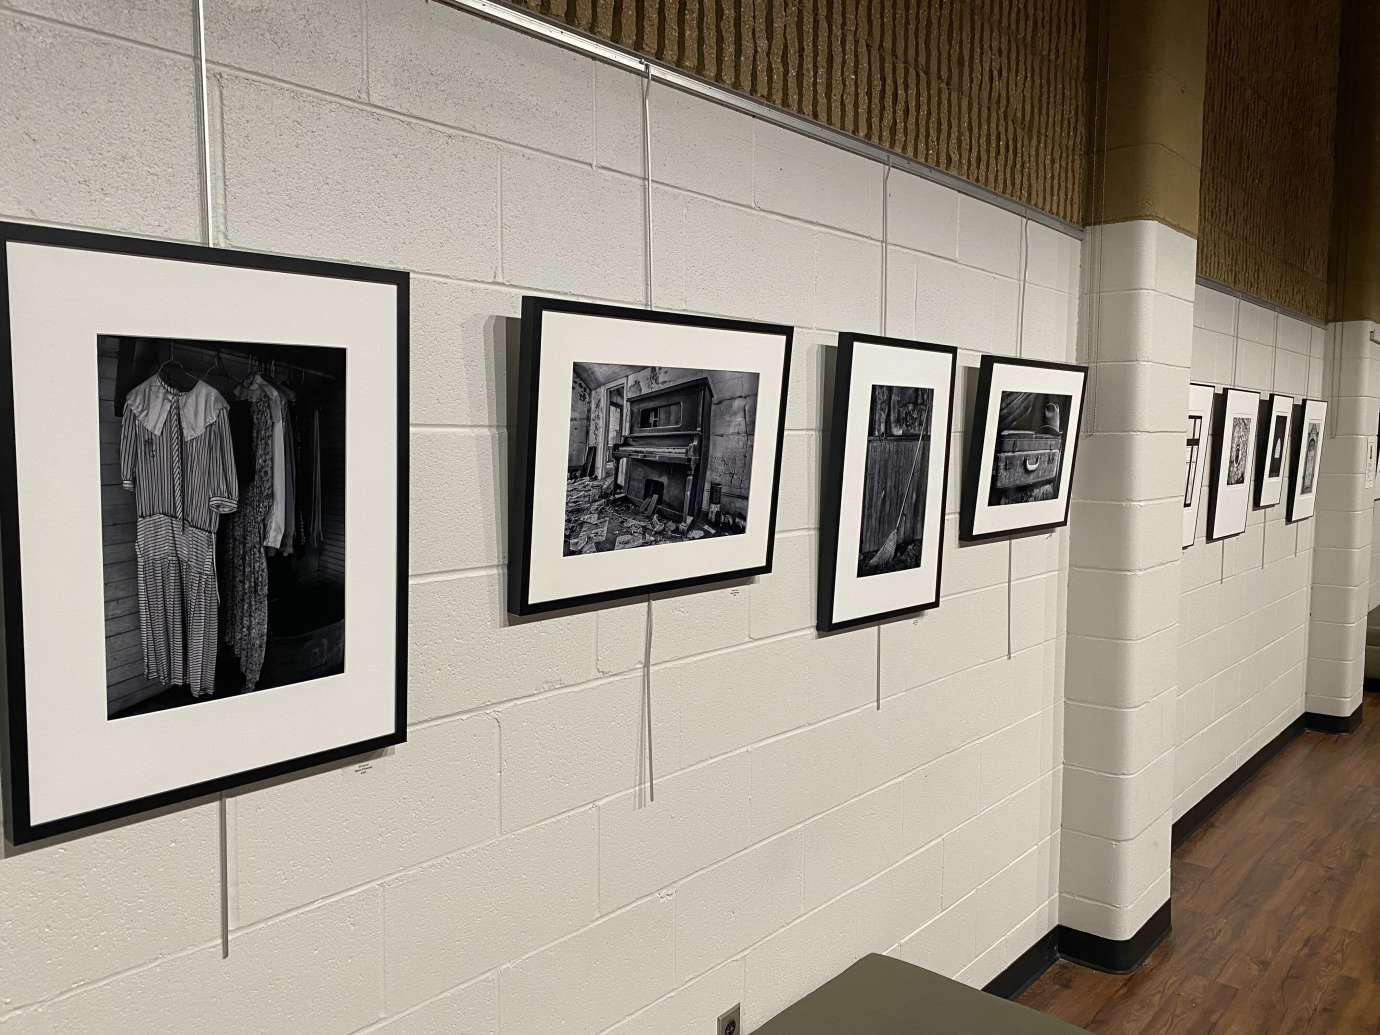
612;376;715;524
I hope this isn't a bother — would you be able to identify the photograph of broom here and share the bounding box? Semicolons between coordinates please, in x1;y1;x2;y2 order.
857;384;934;577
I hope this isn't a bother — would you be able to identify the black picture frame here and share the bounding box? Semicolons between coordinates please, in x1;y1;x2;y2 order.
817;333;958;633
1205;385;1261;541
1252;392;1293;509
1285;397;1327;524
959;354;1089;543
0;221;409;845
508;296;793;616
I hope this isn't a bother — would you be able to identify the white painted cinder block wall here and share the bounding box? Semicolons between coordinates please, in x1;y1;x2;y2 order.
1175;285;1324;820
0;2;1080;1032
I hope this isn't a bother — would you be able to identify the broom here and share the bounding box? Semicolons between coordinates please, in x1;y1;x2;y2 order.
867;433;926;571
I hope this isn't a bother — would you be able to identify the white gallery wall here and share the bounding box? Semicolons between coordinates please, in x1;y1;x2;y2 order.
0;2;1080;1032
1177;285;1324;819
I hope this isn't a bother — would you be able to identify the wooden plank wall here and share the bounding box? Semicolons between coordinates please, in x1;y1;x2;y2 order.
508;0;1092;227
1198;0;1341;319
99;340;346;714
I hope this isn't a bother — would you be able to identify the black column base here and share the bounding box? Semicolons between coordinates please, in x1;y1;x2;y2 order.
1304;701;1363;734
984;900;1170;998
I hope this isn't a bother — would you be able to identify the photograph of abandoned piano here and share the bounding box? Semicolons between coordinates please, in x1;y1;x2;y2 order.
564;362;760;555
508;296;791;616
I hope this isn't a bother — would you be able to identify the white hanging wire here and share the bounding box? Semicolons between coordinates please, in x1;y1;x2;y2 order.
639;63;655;805
1007;217;1031;659
875;159;891;710
190;0;229;959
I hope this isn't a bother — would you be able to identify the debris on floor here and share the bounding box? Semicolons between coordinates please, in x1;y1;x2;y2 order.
562;476;743;555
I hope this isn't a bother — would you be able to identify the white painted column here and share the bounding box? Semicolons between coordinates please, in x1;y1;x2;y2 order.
1061;219;1195;943
1306;320;1380;719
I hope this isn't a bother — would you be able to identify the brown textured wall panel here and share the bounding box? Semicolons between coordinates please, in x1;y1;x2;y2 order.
505;0;1092;226
1198;0;1340;319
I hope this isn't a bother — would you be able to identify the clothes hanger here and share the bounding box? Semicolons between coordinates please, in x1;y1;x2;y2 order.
157;343;198;391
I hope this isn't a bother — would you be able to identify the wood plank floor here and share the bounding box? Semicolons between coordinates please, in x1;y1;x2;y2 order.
1020;707;1380;1033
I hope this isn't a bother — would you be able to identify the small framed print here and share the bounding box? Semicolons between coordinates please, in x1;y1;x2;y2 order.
509;296;791;616
0;222;408;844
1207;386;1261;540
817;333;957;632
960;355;1088;542
1373;410;1380;501
1184;382;1215;548
1254;393;1294;508
1286;397;1327;522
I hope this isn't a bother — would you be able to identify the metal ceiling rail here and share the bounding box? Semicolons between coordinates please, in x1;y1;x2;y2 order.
431;0;1086;242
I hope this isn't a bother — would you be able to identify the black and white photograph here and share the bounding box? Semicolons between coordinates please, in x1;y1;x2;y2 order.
818;335;956;632
960;355;1087;542
510;296;791;615
1372;410;1380;501
101;336;346;720
0;222;407;844
563;362;758;556
1184;382;1215;548
1287;398;1326;522
1253;393;1292;508
1206;386;1260;540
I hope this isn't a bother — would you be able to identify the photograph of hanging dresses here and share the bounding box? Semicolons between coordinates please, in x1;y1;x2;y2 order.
103;335;344;719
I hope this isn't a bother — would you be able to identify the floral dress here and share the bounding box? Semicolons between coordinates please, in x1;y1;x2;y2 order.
222;392;274;689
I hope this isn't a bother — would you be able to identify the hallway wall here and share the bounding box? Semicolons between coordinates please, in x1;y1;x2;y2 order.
0;1;1080;1031
1175;284;1324;820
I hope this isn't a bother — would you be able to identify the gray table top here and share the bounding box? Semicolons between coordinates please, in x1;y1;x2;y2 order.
754;953;1090;1034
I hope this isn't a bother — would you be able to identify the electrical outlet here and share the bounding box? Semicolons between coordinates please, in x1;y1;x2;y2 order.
717;1003;742;1035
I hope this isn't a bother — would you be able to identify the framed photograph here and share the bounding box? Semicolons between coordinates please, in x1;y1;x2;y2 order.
959;355;1088;542
1184;382;1215;548
817;334;957;632
0;222;407;844
1206;386;1261;540
1286;397;1327;523
1253;393;1294;508
509;296;791;616
1373;410;1380;501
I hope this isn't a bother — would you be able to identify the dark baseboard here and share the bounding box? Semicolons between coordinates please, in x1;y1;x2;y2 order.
1304;702;1363;734
1171;714;1305;850
982;928;1058;999
985;901;1170;999
1365;677;1380;694
1057;900;1172;974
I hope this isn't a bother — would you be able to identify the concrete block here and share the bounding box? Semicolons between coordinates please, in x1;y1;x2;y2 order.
383;811;598;1009
369;0;594;160
235;715;498;923
370;975;498;1034
814;228;882;332
888;171;960;259
747;532;815;638
410;429;504;574
675;833;803;981
1;890;383;1033
220;75;500;277
0;15;201;239
499;674;646;830
679;195;815;325
1062;751;1172;841
956;196;1022;277
409;571;597;719
0;807;218;1012
604;961;745;1035
409;277;519;428
598;752;754;912
802;783;905;910
499;895;676;1035
1026;222;1080;294
754;120;883;237
211;0;366;98
502;149;645;302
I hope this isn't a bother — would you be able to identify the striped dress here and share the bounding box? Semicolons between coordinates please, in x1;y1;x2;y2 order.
120;376;239;697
